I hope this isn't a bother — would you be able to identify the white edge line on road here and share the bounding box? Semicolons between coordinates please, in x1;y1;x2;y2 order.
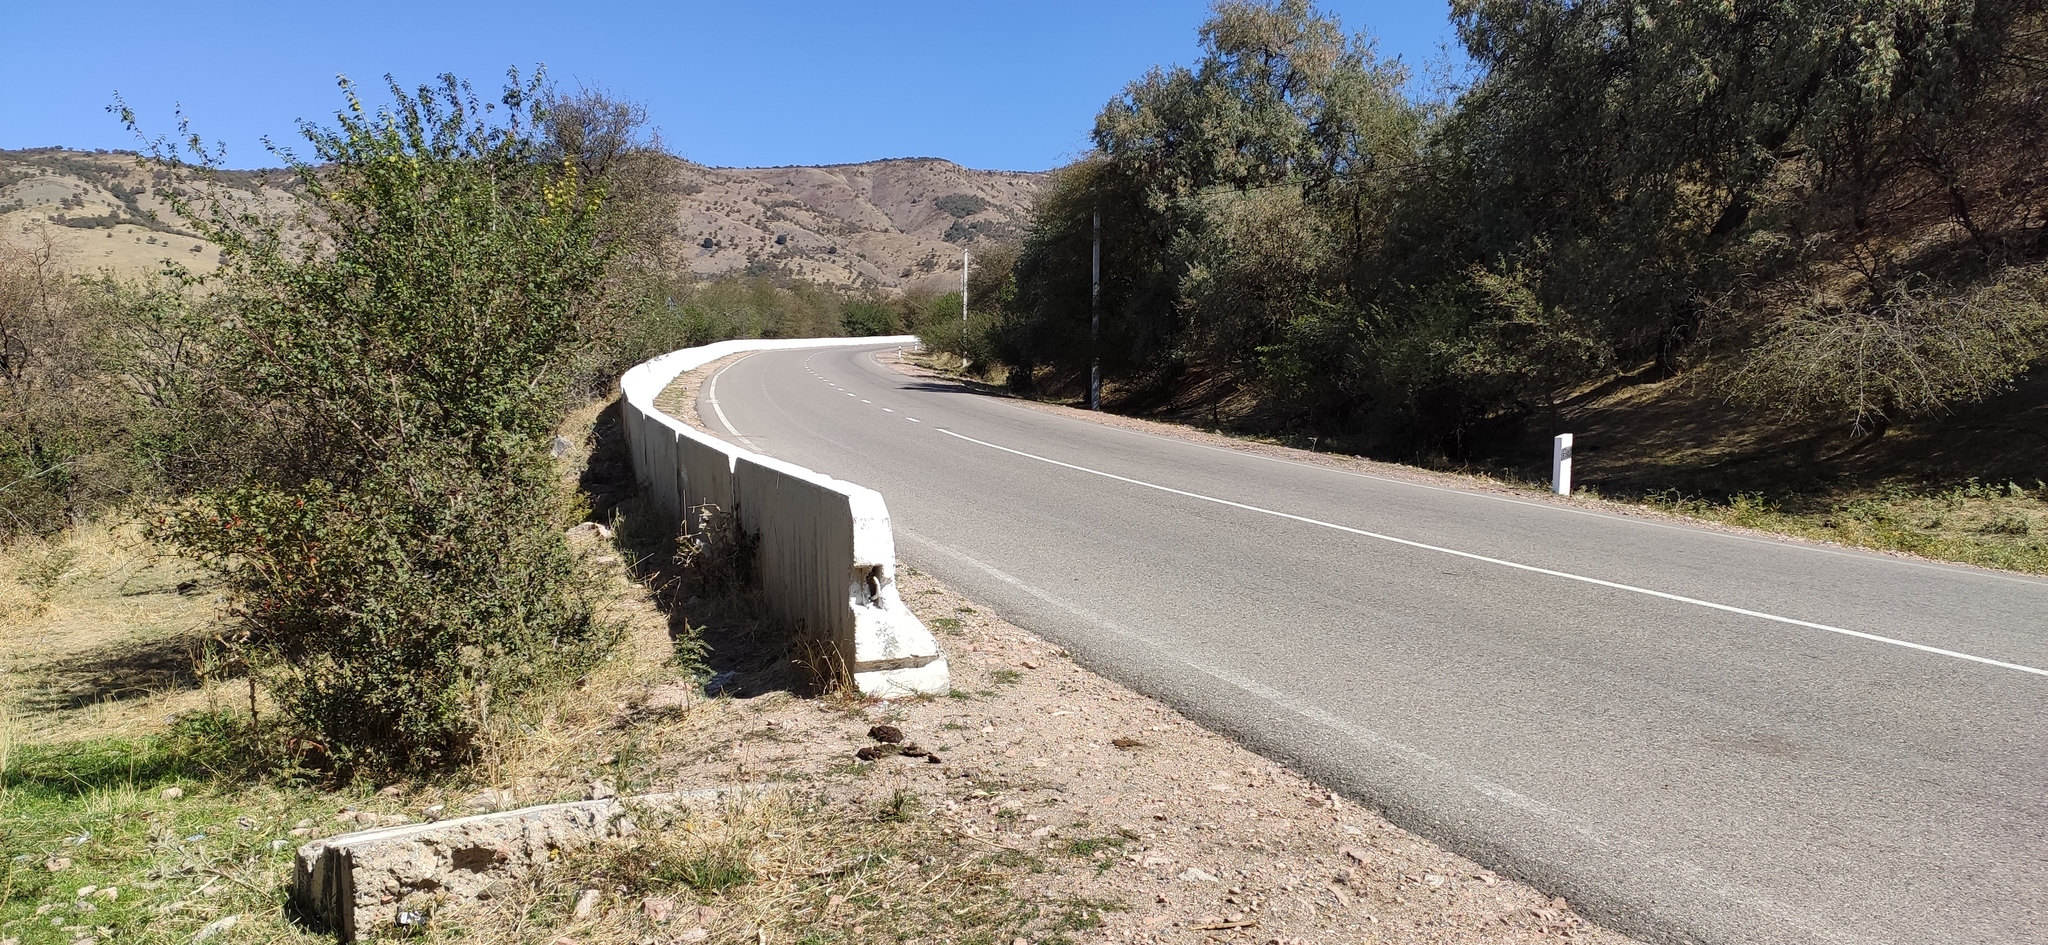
898;528;1561;815
969;383;2048;590
937;428;2048;679
899;528;1859;943
705;353;759;449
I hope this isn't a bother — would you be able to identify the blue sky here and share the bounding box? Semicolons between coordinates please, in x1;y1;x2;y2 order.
2;1;1462;171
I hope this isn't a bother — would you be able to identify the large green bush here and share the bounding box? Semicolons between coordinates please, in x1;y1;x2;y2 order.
131;72;620;772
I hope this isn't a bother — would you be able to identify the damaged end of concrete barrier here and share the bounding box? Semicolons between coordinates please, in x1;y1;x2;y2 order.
848;492;949;698
291;788;733;941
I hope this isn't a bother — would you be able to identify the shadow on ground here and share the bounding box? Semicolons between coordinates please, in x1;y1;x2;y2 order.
576;399;813;703
20;630;223;714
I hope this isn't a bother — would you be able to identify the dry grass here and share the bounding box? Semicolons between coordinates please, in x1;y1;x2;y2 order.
0;520;218;744
1638;478;2048;575
0;397;693;945
442;787;1097;945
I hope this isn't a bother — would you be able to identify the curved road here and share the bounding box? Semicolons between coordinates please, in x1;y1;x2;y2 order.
697;342;2046;945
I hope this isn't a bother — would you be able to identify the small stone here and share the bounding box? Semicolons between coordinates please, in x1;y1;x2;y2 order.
867;724;904;744
74;886;96;898
586;779;615;801
1339;845;1369;865
1112;737;1145;750
294;819;314;829
466;789;512;813
193;915;238;941
855;745;900;761
1029;826;1053;838
691;906;722;925
566;521;614;541
160;787;184;801
1179;868;1220;883
289;828;314;838
898;744;928;758
1019;660;1038;669
551;938;578;945
378;785;404;798
422;804;445;819
94;888;117;901
641;897;674;923
573;888;600;920
925;753;943;764
678;930;708;943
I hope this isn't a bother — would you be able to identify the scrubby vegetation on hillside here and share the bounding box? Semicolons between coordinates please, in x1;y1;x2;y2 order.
960;0;2048;472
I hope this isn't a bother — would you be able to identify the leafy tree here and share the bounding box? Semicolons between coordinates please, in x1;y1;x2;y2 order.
1002;0;2048;448
122;71;619;772
841;298;902;336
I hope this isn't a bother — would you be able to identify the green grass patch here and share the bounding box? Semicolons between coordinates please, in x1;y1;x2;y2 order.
0;731;336;944
1645;478;2048;575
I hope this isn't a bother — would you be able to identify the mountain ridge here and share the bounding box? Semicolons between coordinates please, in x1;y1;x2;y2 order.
0;148;1045;292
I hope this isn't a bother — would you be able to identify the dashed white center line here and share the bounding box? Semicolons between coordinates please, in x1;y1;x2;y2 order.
883;408;894;413
906;417;921;423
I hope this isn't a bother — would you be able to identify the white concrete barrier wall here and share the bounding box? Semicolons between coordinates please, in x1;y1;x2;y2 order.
619;337;947;697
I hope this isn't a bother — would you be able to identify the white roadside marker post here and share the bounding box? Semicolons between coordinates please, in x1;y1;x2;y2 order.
1552;433;1574;496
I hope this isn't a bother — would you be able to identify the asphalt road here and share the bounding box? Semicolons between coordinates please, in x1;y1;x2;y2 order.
697;343;2047;945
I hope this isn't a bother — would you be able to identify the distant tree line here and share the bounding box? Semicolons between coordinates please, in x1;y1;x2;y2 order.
965;0;2048;453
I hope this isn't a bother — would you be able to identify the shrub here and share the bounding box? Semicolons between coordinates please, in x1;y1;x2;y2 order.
841;299;901;336
932;193;990;218
1727;266;2048;434
127;71;619;772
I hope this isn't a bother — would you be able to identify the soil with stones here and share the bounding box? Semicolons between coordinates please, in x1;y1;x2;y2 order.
617;564;1637;945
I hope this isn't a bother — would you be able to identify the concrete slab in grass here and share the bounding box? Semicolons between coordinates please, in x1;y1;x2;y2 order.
292;788;734;941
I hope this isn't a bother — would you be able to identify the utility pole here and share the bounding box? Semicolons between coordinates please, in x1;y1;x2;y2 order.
961;248;969;324
1090;210;1101;411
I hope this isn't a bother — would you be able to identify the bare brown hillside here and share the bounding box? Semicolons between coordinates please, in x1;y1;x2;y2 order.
1;148;1044;290
671;157;1042;293
0;148;272;278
